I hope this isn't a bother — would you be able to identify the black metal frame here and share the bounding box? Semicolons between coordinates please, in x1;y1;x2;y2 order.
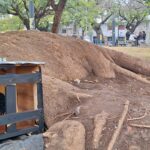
0;67;44;140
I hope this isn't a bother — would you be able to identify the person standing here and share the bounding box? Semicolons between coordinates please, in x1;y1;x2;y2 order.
142;31;146;43
136;32;143;46
129;33;136;46
126;31;131;41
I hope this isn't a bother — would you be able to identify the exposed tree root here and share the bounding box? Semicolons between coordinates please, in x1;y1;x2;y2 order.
127;110;147;121
92;111;109;149
108;49;150;76
107;100;130;150
112;64;150;84
129;124;150;129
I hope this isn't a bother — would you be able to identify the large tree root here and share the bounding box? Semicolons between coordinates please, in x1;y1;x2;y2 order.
107;49;150;76
112;64;150;84
107;100;130;150
85;47;150;83
92;111;109;149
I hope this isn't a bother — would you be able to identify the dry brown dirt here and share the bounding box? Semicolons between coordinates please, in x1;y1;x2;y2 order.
0;31;150;150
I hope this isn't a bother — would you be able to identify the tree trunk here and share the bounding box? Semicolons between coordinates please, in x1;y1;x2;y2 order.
126;25;136;34
126;22;142;34
51;0;67;33
95;30;102;44
24;22;30;30
51;11;62;33
18;16;30;30
35;18;41;29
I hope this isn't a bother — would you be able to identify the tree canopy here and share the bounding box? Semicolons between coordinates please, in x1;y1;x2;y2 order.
0;0;67;33
117;0;149;33
0;0;149;34
93;0;117;35
62;0;98;36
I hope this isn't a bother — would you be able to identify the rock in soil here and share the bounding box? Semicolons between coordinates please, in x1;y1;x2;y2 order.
43;120;85;150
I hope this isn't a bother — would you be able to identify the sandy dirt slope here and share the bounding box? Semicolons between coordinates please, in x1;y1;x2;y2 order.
0;31;150;150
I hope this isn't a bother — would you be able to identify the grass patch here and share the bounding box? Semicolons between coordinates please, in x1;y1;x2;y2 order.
106;47;150;61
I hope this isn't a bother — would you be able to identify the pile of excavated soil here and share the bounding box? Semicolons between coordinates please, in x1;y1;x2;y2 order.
0;30;115;126
0;30;107;80
0;31;150;150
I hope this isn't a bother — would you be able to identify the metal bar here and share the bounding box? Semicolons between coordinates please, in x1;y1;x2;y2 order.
6;84;16;132
0;72;41;84
112;15;116;46
37;69;44;132
0;109;42;125
29;0;35;29
0;126;39;141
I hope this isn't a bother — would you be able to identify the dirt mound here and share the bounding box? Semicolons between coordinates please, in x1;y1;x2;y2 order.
0;30;105;80
0;31;150;82
1;31;150;149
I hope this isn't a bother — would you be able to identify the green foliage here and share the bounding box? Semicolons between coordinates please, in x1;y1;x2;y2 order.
116;0;149;32
0;0;67;32
0;0;50;16
145;0;150;8
145;0;150;5
0;0;55;30
0;0;27;16
62;0;99;31
0;16;24;32
37;15;53;31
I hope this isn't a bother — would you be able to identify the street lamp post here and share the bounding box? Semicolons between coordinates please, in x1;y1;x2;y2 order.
29;0;35;30
112;16;116;46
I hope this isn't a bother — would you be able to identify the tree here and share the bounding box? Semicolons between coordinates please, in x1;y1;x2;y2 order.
117;0;148;33
0;0;67;33
92;0;117;40
51;0;67;33
138;0;150;7
62;0;98;37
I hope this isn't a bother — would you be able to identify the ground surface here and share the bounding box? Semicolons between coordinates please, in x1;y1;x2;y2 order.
69;76;150;150
0;31;150;150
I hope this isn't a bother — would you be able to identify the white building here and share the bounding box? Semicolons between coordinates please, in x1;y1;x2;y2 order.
59;24;82;37
59;15;150;45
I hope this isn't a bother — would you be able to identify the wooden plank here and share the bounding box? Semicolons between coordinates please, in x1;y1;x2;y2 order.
33;84;38;110
0;126;39;141
6;84;17;132
16;83;35;129
0;109;42;125
0;72;41;84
